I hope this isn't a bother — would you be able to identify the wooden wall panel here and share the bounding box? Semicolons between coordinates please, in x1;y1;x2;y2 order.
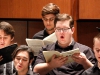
28;20;44;38
0;0;73;18
77;20;100;48
79;0;100;19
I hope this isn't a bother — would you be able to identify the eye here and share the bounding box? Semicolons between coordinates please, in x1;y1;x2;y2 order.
56;28;61;31
16;57;20;60
95;49;100;52
22;59;27;61
4;37;8;39
49;18;55;21
43;18;48;21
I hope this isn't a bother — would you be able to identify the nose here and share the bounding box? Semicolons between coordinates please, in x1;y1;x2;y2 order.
0;38;4;43
47;20;50;25
19;59;23;64
60;29;64;33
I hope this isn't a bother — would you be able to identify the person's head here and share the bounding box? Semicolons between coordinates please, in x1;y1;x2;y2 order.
93;33;100;63
54;13;74;47
12;45;34;73
0;21;15;48
41;3;60;33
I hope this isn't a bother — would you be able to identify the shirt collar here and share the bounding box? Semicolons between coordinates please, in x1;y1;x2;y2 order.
44;28;50;37
92;62;100;72
55;40;75;51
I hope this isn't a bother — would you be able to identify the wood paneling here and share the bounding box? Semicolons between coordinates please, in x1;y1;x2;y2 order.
79;0;100;19
0;0;73;18
28;20;44;38
77;20;100;48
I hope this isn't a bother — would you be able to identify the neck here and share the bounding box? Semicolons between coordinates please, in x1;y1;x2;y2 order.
46;29;55;34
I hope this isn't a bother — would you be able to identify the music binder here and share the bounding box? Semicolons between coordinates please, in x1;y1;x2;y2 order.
0;43;18;65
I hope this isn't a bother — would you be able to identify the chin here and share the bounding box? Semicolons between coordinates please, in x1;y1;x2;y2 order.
0;46;5;49
46;28;54;31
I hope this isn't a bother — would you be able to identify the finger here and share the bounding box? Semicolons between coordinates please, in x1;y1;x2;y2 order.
0;55;2;58
52;54;56;59
0;57;3;61
72;55;79;59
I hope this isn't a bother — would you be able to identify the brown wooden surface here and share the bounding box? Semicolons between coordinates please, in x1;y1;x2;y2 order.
79;0;100;19
77;20;100;48
0;0;72;18
28;20;44;38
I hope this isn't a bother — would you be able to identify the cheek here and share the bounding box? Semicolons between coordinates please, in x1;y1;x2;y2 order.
5;38;12;43
23;62;30;68
55;32;60;38
94;51;99;57
50;21;54;24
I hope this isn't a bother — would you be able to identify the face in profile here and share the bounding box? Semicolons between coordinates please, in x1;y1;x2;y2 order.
0;30;13;48
42;14;55;31
14;50;30;73
93;38;100;63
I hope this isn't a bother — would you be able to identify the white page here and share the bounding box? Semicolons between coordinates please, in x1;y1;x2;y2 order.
26;39;44;56
43;32;57;45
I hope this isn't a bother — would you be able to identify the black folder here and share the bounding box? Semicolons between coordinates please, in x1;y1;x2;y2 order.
0;43;18;65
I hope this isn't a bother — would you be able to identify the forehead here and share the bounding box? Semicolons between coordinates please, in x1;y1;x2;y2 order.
56;20;70;27
16;51;29;58
0;30;9;36
43;14;55;19
94;38;100;47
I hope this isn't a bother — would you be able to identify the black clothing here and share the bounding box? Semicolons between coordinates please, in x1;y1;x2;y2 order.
13;68;40;75
34;40;96;75
82;62;100;75
32;29;49;40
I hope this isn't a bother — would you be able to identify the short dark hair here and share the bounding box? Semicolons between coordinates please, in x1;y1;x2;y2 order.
12;45;34;61
54;13;74;28
93;33;100;44
41;3;60;16
0;21;15;38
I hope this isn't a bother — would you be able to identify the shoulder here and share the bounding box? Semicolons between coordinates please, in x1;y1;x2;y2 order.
33;72;40;75
32;30;44;39
74;42;92;52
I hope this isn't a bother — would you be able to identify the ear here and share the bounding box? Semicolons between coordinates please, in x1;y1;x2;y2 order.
29;58;34;65
11;37;14;42
71;27;75;34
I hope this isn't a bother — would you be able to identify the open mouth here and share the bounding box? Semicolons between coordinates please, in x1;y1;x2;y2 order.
60;36;64;39
18;65;22;69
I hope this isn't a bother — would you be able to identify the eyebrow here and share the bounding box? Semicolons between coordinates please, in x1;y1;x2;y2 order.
15;56;28;59
43;17;55;19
